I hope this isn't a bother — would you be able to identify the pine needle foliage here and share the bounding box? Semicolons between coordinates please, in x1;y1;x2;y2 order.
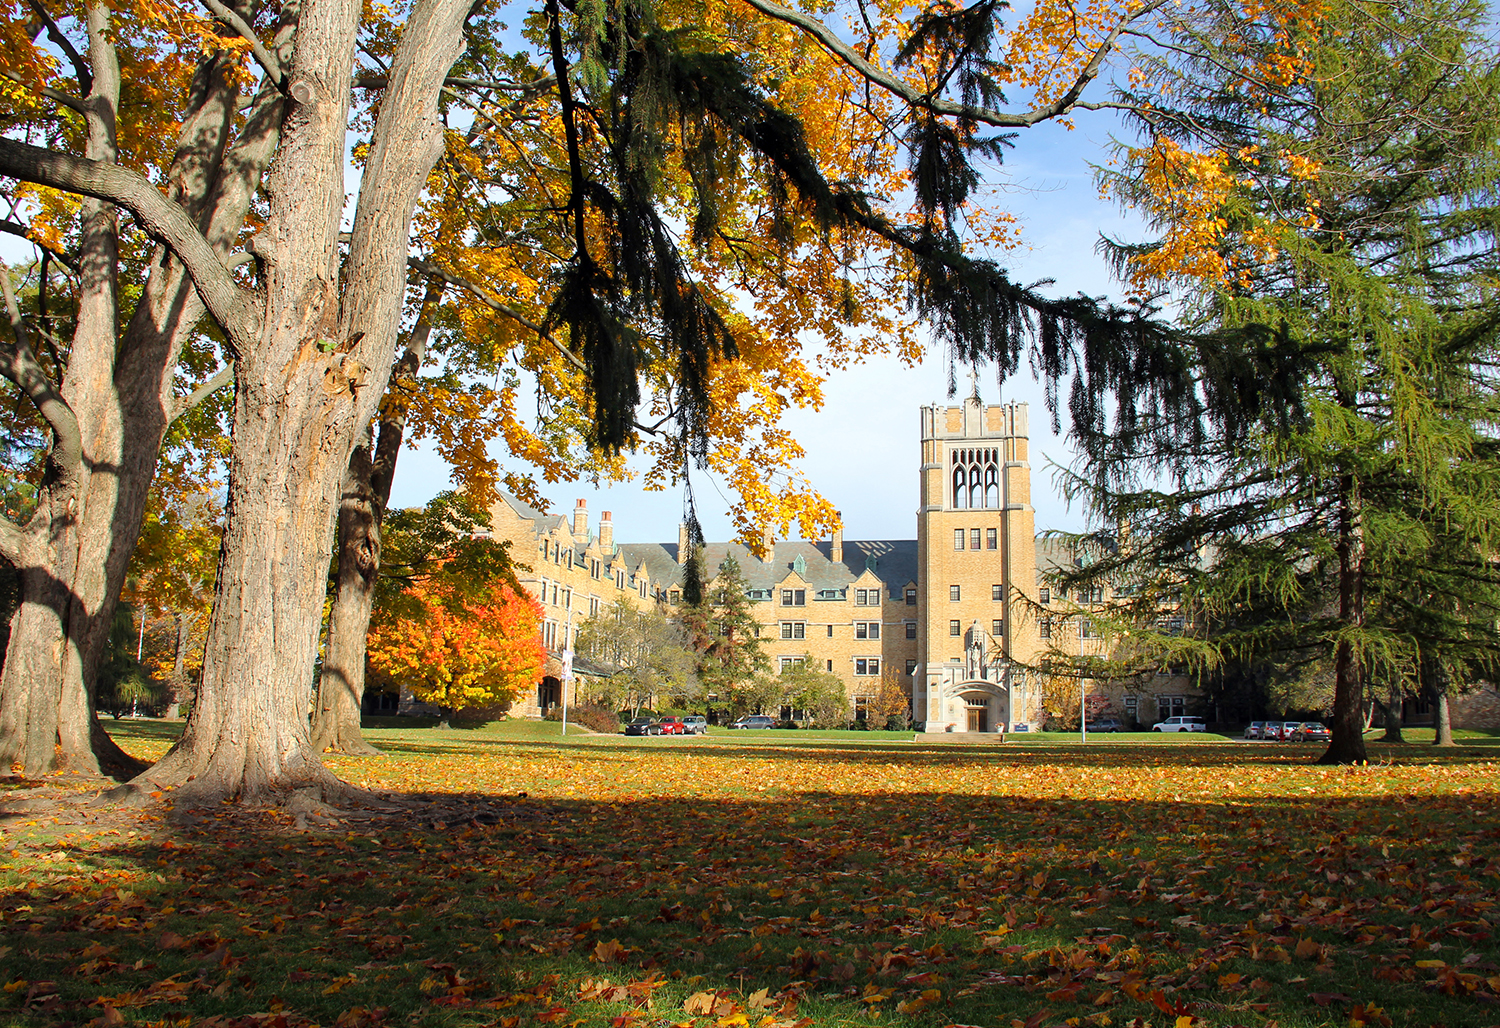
1058;0;1500;763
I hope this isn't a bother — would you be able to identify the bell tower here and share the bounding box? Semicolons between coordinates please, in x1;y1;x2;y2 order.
913;395;1040;731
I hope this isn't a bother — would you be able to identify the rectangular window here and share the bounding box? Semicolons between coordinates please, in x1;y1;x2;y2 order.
1039;617;1051;639
986;528;997;550
669;590;680;604
1039;587;1050;604
566;550;573;568
827;659;834;672
550;585;558;605
639;580;646;598
854;657;880;676
855;697;869;722
827;624;833;637
905;622;917;639
780;622;806;640
950;619;961;636
1158;695;1185;720
589;596;600;617
1124;694;1139;713
779;656;805;671
905;658;917;674
1080;619;1093;639
991;619;1003;637
992;584;1003;601
954;529;965;550
616;571;625;589
591;559;600;579
970;528;981;550
563;588;572;609
905;588;916;606
855;622;880;640
781;588;806;606
950;585;961;602
856;588;881;606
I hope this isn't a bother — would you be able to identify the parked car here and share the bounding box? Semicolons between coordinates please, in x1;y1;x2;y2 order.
1259;721;1283;740
681;715;709;735
728;714;777;729
624;717;660;736
1297;722;1330;741
1086;718;1124;733
653;716;688;735
1244;721;1269;739
1274;721;1304;741
1152;716;1207;733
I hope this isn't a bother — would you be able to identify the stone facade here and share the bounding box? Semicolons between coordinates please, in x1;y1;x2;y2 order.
489;397;1201;731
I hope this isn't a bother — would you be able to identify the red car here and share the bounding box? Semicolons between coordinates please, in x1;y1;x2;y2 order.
654;717;687;735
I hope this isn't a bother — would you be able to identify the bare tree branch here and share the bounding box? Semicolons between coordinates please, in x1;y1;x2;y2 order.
200;0;286;89
737;0;1164;128
24;0;92;95
408;256;585;371
0;137;261;353
172;364;234;422
0;260;82;555
0;68;89;114
0;219;78;270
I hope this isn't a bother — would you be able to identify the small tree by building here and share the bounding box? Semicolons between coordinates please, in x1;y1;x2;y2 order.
576;598;698;714
681;555;770;711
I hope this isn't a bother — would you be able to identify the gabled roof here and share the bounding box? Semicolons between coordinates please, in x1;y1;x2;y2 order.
616;539;918;597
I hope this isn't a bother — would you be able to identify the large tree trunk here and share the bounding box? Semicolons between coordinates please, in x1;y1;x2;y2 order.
1432;689;1454;746
0;3;281;778
135;0;470;803
1379;680;1404;742
311;281;442;754
1321;470;1369;765
311;430;384;755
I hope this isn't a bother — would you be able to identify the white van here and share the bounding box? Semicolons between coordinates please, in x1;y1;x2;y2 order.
1153;715;1207;733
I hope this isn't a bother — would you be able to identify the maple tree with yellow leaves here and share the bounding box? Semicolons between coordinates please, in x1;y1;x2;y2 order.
0;0;1303;801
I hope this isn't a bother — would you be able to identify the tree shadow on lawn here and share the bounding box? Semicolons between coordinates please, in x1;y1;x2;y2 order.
2;781;1498;1028
362;733;1500;771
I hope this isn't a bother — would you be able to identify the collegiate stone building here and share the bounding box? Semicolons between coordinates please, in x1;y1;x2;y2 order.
492;396;1196;731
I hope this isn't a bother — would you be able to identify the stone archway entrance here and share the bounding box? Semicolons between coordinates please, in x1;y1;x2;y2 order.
958;684;1008;733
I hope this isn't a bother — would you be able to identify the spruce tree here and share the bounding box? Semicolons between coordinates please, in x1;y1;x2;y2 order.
1063;0;1500;763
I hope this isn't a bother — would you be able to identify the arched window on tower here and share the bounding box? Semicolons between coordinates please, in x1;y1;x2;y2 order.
952;447;1001;509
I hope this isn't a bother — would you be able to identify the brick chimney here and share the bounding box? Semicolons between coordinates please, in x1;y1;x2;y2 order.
573;498;588;539
599;511;614;553
678;521;690;563
761;525;774;557
831;514;843;565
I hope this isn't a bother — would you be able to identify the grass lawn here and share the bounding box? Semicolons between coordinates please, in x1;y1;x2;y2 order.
2;720;1497;1028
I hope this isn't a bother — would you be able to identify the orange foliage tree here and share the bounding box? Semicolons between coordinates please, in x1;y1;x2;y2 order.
367;580;546;715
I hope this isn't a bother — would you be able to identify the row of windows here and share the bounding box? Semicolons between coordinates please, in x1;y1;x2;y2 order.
948;619;1005;636
777;621;885;639
953;528;999;550
781;586;886;606
948;584;1006;602
777;655;882;676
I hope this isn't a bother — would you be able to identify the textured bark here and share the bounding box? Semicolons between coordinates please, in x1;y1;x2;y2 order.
0;3;282;778
311;280;442;755
135;0;471;802
311;430;384;755
1321;471;1369;765
1379;681;1405;742
1432;689;1454;746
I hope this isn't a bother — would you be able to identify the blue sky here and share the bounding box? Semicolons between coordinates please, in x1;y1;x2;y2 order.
390;112;1147;544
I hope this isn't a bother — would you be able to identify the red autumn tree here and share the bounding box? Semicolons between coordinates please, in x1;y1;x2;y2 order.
366;581;545;715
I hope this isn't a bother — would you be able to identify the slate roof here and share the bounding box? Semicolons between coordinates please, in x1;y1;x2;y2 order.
616;539;919;598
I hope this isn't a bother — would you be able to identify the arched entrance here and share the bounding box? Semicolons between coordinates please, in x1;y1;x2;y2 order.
958;682;1009;733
